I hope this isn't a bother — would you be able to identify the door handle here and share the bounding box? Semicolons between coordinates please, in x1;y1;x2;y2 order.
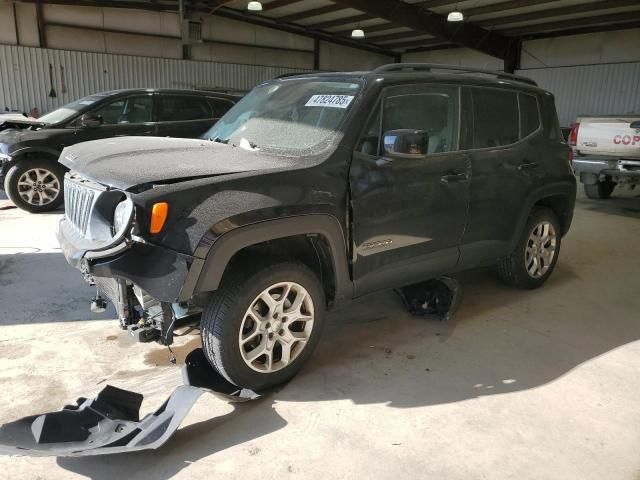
518;162;539;171
440;173;468;184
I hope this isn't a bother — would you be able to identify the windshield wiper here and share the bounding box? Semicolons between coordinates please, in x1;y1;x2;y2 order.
209;137;229;144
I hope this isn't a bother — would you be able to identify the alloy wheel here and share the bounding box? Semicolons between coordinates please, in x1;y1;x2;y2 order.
525;221;557;278
17;168;61;206
238;281;315;373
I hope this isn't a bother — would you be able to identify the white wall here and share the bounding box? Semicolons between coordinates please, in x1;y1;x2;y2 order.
0;2;391;71
14;2;39;47
402;47;503;71
193;16;314;69
0;2;393;114
319;41;393;71
401;29;640;70
0;44;310;114
0;4;18;45
401;29;640;126
520;29;640;68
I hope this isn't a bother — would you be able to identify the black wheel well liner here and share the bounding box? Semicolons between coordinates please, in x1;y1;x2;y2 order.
533;194;572;235
192;215;353;306
511;182;576;248
8;149;65;171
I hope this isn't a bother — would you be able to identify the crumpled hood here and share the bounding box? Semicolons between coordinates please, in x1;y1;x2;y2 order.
60;136;290;190
0;123;49;146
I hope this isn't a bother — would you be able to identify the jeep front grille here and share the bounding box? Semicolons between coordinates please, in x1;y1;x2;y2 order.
64;180;95;236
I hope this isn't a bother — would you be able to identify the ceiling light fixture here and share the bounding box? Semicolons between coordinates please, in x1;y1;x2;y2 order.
351;28;365;39
447;10;464;22
247;1;263;11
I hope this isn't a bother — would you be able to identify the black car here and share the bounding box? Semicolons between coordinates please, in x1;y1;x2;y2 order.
0;88;237;212
56;64;576;390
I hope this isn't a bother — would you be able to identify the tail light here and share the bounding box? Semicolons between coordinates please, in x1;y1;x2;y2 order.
569;122;580;146
568;147;573;166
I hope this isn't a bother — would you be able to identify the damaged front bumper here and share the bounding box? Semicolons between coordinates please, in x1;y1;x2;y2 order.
57;218;204;344
0;349;262;457
57;218;197;304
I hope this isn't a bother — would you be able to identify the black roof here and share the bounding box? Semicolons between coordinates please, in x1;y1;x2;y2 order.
93;88;240;100
274;64;545;94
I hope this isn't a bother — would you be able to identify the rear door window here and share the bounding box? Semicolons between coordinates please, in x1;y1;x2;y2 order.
157;95;213;122
519;93;540;138
92;95;153;125
209;98;235;117
471;89;519;148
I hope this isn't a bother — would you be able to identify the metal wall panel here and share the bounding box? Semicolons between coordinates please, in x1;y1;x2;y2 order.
517;62;640;126
0;44;311;113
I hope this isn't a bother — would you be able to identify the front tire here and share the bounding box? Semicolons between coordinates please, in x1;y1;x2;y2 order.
201;261;326;390
584;180;615;199
4;161;65;213
498;207;562;289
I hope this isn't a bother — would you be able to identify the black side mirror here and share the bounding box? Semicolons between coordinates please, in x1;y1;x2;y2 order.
630;120;640;129
80;113;103;128
383;129;429;159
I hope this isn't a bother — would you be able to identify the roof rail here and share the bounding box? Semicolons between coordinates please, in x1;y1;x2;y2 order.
275;72;310;79
373;63;538;87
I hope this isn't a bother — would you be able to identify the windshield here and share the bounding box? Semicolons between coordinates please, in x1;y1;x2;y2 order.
39;94;107;124
204;79;362;156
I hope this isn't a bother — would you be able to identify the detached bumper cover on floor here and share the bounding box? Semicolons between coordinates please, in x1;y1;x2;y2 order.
0;349;262;457
396;277;461;321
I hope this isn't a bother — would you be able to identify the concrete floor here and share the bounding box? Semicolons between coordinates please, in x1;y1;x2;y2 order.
1;187;640;480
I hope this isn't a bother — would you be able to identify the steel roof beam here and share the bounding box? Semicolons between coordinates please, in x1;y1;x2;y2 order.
278;4;346;23
333;0;511;58
502;10;640;36
261;0;305;11
477;0;640;27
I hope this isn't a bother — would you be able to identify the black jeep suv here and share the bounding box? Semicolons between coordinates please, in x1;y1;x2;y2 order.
0;88;237;213
56;64;576;390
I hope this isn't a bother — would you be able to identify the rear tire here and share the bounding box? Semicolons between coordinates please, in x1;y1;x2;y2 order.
498;207;561;289
201;261;326;390
584;180;614;199
4;161;65;213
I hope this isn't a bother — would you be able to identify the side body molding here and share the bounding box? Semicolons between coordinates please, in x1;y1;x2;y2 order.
191;215;354;304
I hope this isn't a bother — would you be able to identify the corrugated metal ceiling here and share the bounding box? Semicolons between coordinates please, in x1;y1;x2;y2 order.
34;0;639;56
232;0;640;53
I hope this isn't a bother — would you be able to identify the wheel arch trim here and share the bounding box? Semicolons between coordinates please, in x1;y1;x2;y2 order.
187;214;353;303
9;146;63;162
510;180;576;249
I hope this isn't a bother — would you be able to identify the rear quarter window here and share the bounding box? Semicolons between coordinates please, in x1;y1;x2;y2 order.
158;95;212;122
209;98;235;117
471;89;519;148
540;93;562;141
519;93;541;138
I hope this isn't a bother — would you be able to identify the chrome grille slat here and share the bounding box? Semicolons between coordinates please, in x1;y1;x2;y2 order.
64;178;96;237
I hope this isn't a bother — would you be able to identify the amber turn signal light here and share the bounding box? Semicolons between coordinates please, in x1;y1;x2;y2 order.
150;202;169;234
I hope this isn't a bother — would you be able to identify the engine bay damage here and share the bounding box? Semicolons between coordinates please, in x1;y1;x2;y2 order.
0;278;460;457
90;276;203;346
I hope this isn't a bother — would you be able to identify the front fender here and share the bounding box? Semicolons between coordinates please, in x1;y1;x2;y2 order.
183;214;353;303
8;145;63;164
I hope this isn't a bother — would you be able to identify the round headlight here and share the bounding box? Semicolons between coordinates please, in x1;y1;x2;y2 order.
113;200;131;235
